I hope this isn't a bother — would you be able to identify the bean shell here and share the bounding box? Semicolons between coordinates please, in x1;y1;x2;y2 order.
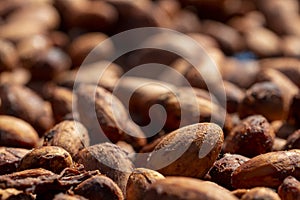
278;176;300;200
0;147;29;175
75;143;134;195
146;123;223;178
43;120;89;158
223;115;275;157
232;150;300;189
126;168;165;200
74;175;124;200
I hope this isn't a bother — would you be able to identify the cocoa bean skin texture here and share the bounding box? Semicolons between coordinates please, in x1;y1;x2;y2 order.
74;175;124;200
75;142;134;195
18;146;73;174
209;154;249;189
146;123;224;178
76;84;146;148
278;176;300;200
223;115;275;157
43;120;89;158
232;150;300;189
144;177;238;200
238;82;285;121
0;147;29;175
126;168;165;200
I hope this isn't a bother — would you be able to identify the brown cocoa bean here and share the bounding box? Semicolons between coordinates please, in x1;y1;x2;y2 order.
115;77;175;126
256;0;299;35
144;177;238;200
75;143;134;195
154;88;229;132
68;33;114;67
74;175;124;200
18;146;73;174
126;168;165;200
259;58;300;89
76;84;146;148
0;39;19;72
0;84;54;135
0;20;46;42
17;34;52;66
47;86;75;122
223;115;275;157
0;68;30;85
7;4;60;30
202;20;245;54
245;27;281;57
0;115;39;149
222;58;259;89
257;68;299;119
43;120;89;158
146;123;223;178
26;47;71;81
209;153;249;189
278;176;300;200
238;82;285;121
232;150;300;188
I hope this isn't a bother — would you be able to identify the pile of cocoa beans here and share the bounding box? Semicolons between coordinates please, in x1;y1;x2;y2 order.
0;0;300;199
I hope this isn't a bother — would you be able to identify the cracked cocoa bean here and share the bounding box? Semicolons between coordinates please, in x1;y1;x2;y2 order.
18;146;73;173
0;147;29;175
